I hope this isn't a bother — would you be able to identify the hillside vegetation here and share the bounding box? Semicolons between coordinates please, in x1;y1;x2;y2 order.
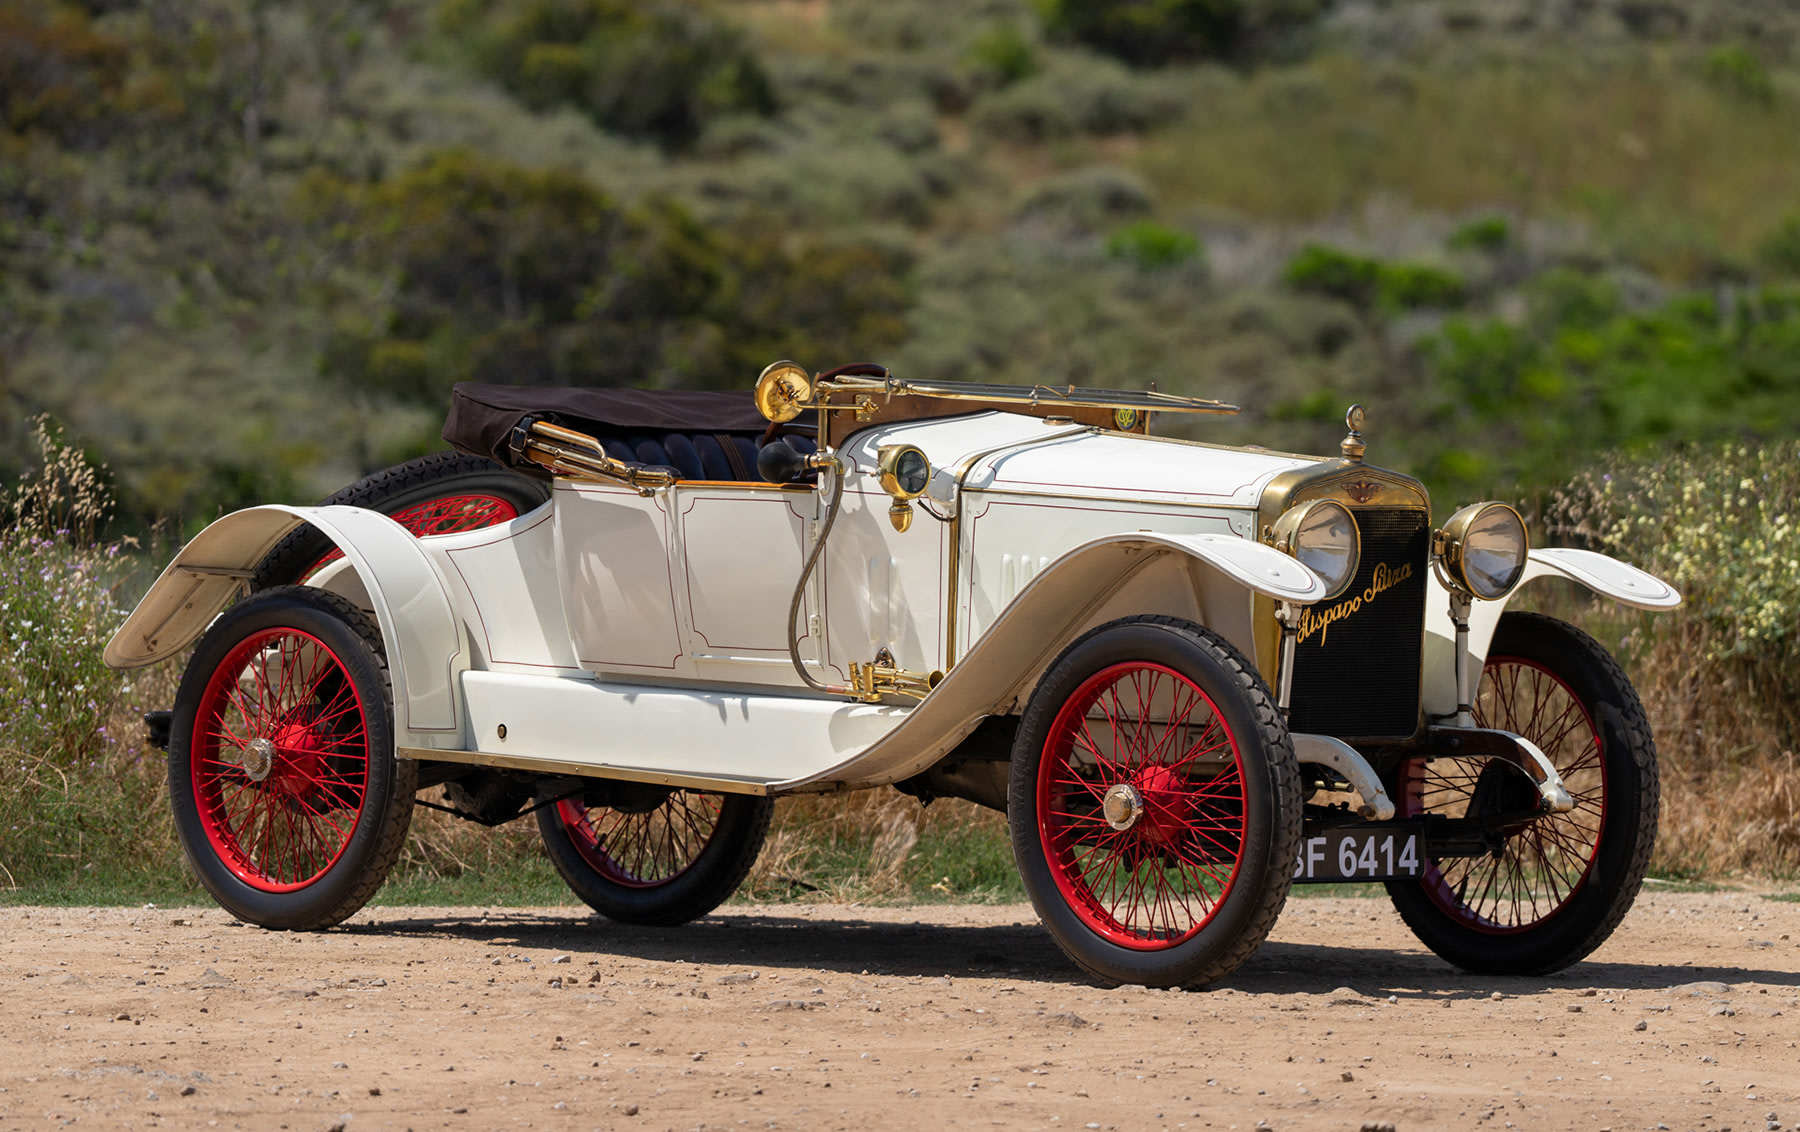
4;0;1800;896
6;0;1800;521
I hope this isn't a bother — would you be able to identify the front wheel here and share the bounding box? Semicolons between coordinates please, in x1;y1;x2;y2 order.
537;789;773;925
1386;611;1660;974
169;587;416;929
1008;616;1302;988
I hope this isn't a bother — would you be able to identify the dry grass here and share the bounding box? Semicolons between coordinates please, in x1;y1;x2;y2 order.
1628;626;1800;879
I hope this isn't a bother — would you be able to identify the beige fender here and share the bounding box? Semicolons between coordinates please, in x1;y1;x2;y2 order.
103;505;466;746
1422;547;1681;718
777;530;1328;791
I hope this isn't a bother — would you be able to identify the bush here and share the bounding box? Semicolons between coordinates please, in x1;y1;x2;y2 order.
0;1;132;145
1040;0;1325;67
966;21;1039;86
1105;219;1202;270
1281;243;1463;313
1760;215;1800;278
0;417;178;893
308;150;914;397
1415;278;1800;503
1448;215;1511;255
1701;44;1774;106
1013;165;1153;232
441;0;776;149
1548;443;1800;875
970;55;1186;141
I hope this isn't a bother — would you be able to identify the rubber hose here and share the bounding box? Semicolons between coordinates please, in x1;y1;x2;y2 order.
786;456;847;696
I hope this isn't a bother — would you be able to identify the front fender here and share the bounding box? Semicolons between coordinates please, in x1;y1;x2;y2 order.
1422;547;1680;717
778;530;1325;790
104;505;465;745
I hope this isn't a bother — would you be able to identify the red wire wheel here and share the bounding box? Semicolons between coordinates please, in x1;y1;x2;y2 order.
169;587;416;930
554;794;726;888
1037;662;1247;950
1010;617;1300;989
1402;656;1606;932
191;627;373;891
538;789;774;926
1387;612;1660;975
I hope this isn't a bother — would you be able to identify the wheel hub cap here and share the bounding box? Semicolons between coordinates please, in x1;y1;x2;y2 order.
242;737;276;782
1102;783;1144;831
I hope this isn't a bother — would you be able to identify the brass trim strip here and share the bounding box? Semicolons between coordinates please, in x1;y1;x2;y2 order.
673;480;815;492
397;747;776;796
821;375;1238;416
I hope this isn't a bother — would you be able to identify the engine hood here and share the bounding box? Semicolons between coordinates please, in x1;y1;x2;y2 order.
841;411;1321;510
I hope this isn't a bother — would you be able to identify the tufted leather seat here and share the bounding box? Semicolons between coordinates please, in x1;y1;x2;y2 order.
597;431;817;483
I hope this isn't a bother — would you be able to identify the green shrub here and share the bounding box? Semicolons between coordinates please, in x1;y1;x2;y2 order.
1760;215;1800;278
1556;442;1800;665
829;0;1029;53
1105;219;1202;270
1448;215;1511;255
1040;0;1325;66
970;55;1185;140
1416;280;1800;501
441;0;776;149
308;150;913;396
1701;44;1774;106
1281;243;1462;313
966;21;1039;86
0;417;178;893
1013;165;1154;232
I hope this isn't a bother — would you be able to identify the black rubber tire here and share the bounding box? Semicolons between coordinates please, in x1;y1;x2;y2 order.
168;587;417;930
1008;615;1302;988
537;792;774;926
252;452;551;589
1386;611;1660;975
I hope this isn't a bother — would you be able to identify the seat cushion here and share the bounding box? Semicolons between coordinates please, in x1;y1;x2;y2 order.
594;430;815;483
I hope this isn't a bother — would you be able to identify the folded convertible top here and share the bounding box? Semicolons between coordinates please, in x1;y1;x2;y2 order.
442;382;815;474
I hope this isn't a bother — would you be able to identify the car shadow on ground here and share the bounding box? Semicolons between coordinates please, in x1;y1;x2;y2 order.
348;909;1800;995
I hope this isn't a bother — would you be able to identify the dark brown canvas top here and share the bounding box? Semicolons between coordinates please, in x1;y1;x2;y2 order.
442;382;815;472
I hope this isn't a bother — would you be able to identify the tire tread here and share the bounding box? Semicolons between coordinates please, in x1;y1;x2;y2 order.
1011;614;1302;988
1387;610;1659;974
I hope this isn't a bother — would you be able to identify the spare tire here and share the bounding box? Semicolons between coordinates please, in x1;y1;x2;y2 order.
252;452;552;589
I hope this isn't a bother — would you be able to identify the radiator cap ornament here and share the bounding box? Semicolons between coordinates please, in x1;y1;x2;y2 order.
1341;404;1366;463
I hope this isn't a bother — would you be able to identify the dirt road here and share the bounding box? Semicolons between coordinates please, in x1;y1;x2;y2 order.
3;891;1797;1132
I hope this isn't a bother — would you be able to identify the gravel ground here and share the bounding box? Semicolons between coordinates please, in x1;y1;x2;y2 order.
2;891;1797;1132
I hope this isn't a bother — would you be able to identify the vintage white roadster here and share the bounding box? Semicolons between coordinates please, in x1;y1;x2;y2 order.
105;362;1681;988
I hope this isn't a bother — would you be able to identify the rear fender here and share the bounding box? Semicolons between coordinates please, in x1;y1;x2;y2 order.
780;530;1326;790
103;505;465;747
1422;547;1680;717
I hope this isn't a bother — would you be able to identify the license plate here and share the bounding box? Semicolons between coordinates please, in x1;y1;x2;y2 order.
1292;825;1422;883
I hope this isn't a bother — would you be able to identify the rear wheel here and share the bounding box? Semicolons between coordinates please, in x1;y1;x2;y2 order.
169;587;415;929
1009;616;1301;988
537;789;773;925
1386;611;1659;974
253;452;550;588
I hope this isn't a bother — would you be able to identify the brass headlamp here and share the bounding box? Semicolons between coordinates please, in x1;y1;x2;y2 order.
1435;501;1529;600
1268;499;1362;601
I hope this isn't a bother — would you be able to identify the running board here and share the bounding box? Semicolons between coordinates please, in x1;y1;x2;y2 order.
398;746;779;796
409;671;913;793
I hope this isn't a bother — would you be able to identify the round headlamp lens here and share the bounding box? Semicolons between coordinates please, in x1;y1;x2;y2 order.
1441;501;1529;600
1460;504;1528;599
1273;500;1361;600
877;444;932;501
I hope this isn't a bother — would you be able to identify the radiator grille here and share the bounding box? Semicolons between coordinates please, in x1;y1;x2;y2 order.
1286;507;1429;740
